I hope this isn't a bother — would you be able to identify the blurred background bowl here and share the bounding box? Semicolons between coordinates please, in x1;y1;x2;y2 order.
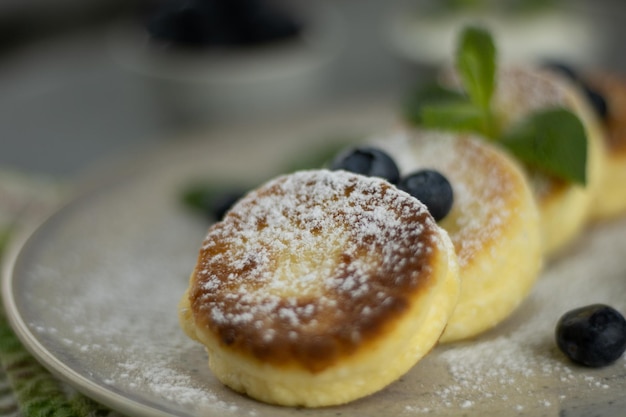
107;1;343;126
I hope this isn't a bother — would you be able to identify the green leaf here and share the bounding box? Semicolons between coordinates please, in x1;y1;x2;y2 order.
456;26;496;111
500;108;588;185
403;83;468;126
181;183;249;217
399;25;586;186
420;101;489;134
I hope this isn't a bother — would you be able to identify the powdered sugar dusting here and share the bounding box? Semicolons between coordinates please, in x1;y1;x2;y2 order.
398;217;626;414
493;66;570;126
443;66;571;128
373;130;521;267
190;170;444;364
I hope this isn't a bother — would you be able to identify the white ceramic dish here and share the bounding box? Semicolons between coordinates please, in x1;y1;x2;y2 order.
3;101;626;416
107;1;343;124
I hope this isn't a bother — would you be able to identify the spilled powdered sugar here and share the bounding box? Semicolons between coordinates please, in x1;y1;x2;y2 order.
398;216;626;415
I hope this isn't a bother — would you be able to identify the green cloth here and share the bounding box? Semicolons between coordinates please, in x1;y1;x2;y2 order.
0;171;119;417
0;308;113;417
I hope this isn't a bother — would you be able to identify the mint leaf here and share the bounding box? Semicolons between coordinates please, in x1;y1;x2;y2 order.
401;25;588;186
403;83;468;126
500;108;588;185
420;102;488;134
456;26;496;111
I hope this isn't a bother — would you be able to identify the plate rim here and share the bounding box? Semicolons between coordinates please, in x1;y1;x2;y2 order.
1;200;190;417
4;99;626;416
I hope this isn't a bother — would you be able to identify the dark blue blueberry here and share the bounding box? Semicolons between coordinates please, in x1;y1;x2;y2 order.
330;147;401;184
147;0;219;47
146;0;301;48
584;87;609;120
397;170;453;222
542;60;609;120
210;189;247;220
556;304;626;367
542;60;581;83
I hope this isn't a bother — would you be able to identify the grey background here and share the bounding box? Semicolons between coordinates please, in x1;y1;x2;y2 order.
1;0;625;178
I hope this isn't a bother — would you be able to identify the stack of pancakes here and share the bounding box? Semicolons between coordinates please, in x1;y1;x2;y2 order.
178;65;625;407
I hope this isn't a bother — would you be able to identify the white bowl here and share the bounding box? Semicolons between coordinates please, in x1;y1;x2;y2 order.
107;2;343;125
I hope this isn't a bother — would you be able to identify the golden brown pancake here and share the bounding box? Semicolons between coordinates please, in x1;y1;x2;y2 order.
373;129;542;342
179;169;460;407
492;67;607;257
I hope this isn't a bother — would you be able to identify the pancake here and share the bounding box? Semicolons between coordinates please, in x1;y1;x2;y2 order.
373;130;542;343
492;66;607;257
584;71;626;220
179;169;460;407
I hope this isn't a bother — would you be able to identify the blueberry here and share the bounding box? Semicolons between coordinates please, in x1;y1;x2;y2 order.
542;60;581;83
397;170;453;222
556;304;626;367
238;0;302;45
147;0;217;47
584;87;609;120
330;147;401;184
542;61;609;120
210;190;247;220
146;0;301;48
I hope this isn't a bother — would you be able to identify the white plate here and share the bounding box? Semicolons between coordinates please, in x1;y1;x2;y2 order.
106;1;343;124
3;101;626;417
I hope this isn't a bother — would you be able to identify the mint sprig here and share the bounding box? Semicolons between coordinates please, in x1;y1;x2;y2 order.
501;108;587;184
421;101;487;133
403;25;588;185
456;26;496;112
